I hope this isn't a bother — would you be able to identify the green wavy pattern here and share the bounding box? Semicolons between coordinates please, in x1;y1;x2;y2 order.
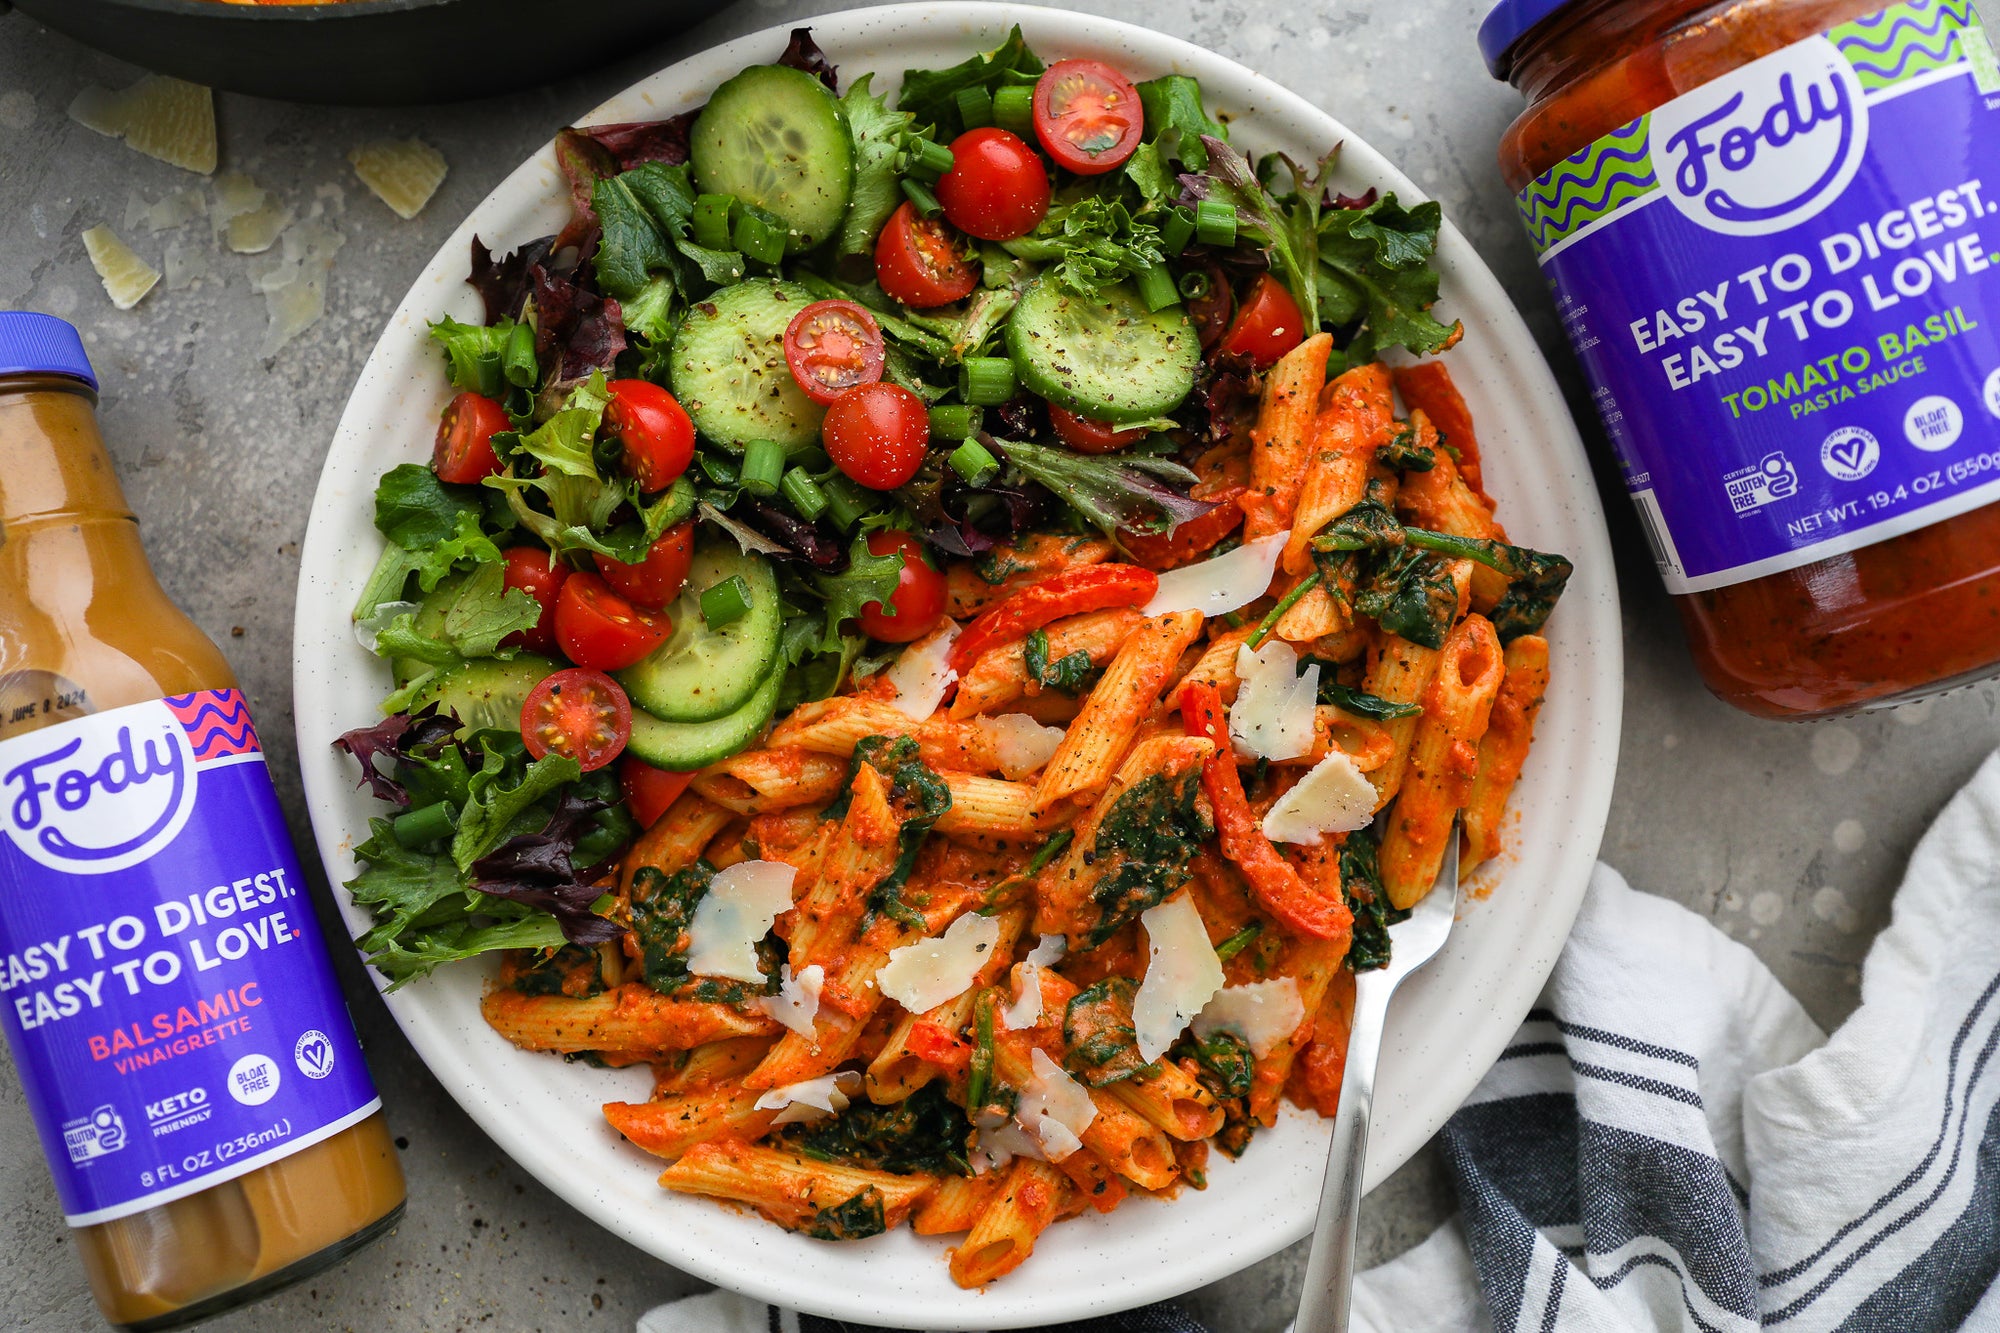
1516;116;1657;256
1832;0;1975;90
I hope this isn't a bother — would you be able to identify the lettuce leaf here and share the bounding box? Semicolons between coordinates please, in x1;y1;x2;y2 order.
898;26;1043;134
1318;195;1462;360
429;316;537;398
1000;195;1165;296
839;73;915;256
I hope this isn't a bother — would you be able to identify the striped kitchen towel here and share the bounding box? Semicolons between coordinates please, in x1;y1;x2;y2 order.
642;749;2000;1332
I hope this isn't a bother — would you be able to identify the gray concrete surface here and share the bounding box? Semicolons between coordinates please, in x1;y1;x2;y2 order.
0;1;1992;1329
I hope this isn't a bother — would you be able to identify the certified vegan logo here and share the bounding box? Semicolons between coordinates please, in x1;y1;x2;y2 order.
0;702;200;875
1650;37;1869;236
1822;427;1881;481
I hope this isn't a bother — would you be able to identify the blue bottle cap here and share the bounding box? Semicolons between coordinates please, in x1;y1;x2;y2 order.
0;312;98;392
1477;0;1578;79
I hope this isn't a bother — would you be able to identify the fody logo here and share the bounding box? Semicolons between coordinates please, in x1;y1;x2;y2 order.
1650;37;1869;236
1;702;198;874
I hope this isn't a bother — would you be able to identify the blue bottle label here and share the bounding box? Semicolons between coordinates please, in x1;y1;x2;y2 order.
1518;0;2000;592
0;690;380;1225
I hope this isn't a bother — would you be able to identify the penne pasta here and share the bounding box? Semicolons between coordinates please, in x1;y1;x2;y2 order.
1283;362;1396;576
1395;414;1511;610
1463;634;1550;873
950;608;1145;720
1243;332;1334;541
659;1140;936;1235
691;747;849;815
480;984;776;1057
1033;610;1206;813
950;1158;1069;1287
913;1171;1006;1235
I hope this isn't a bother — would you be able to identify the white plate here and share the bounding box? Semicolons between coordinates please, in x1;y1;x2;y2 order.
293;6;1623;1325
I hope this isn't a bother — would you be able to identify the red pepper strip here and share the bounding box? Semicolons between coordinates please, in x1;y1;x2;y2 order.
1178;681;1350;941
948;564;1160;673
1120;485;1249;571
906;1019;972;1073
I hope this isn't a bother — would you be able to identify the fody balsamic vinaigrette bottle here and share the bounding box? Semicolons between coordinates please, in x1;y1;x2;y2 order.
0;312;405;1329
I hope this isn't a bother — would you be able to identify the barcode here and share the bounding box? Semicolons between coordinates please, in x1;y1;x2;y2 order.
1630;490;1681;579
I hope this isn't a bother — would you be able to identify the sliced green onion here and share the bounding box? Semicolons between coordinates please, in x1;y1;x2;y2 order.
822;475;873;530
1177;270;1213;301
992;84;1035;135
1213;922;1263;962
1247;572;1321;649
1160;205;1197;256
700;575;753;629
959;355;1016;406
502;320;538;388
908;137;956;180
1194;198;1238;248
731;204;787;266
692;193;736;251
392;801;457;850
948;438;1001;485
1134;263;1180;312
955;84;995;130
901;177;943;219
780;467;828;520
698;451;740;485
739;438;786;496
928;403;980;441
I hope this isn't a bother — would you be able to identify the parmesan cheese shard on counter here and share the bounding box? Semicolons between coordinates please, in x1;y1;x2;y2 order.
250;221;347;357
882;621;958;720
349;138;449;221
758;963;824;1039
1143;531;1287;618
875;911;999;1013
1262;749;1376;845
683;859;795;982
1133;893;1225;1061
80;226;159;311
68;75;217;175
753;1070;859;1125
974;714;1065;780
1229;640;1319;761
1192;978;1306;1058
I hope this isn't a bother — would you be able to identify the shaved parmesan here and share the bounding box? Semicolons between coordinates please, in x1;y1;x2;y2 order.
1193;978;1307;1058
349;138;448;220
754;1070;860;1125
210;171;268;229
124;188;206;235
1133;894;1225;1061
758;963;824;1039
162;240;208;291
1143;531;1287;618
248;221;346;356
1230;640;1319;761
1000;933;1066;1030
226;201;295;256
975;714;1065;780
882;621;958;720
69;76;216;175
1262;749;1376;845
876;911;1000;1013
80;226;159;311
683;859;795;982
1018;1048;1096;1161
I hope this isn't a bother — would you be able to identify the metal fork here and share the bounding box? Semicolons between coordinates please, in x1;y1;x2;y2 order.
1292;826;1462;1333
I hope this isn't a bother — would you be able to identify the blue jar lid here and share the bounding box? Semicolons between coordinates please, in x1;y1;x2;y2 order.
1477;0;1577;78
0;312;98;392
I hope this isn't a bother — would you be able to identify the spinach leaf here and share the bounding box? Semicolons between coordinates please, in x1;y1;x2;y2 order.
825;736;952;928
1023;628;1093;695
1402;528;1574;641
804;1187;888;1241
898;26;1044;136
1375;423;1436;472
1189;1028;1254;1098
1063;977;1153;1086
628;861;713;993
1311;678;1423;721
783;1082;970;1176
1341;826;1408;971
1081;768;1210;947
509;943;610;998
1352;546;1459;650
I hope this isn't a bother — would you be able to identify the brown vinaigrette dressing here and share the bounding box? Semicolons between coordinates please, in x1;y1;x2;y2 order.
0;372;404;1329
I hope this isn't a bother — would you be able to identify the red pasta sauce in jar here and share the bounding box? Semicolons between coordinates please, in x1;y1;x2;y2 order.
1482;0;2000;717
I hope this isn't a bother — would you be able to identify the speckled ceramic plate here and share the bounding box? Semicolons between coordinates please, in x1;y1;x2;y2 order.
293;6;1623;1325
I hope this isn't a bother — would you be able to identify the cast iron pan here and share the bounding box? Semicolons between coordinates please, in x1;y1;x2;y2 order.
10;0;734;106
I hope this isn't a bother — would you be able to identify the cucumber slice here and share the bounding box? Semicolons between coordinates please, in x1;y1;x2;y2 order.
618;540;781;722
625;667;783;771
1006;279;1201;423
671;280;827;449
691;64;853;255
408;653;560;733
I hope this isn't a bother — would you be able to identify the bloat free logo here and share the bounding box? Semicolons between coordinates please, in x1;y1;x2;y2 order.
1650;36;1870;237
0;702;199;875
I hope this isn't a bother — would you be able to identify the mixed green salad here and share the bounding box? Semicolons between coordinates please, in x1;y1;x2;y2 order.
335;26;1461;987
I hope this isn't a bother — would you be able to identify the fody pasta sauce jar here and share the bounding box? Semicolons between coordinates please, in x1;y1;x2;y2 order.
1482;0;2000;716
0;314;404;1328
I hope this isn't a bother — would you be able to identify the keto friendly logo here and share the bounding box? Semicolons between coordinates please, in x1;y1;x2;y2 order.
1651;37;1869;237
1;703;199;875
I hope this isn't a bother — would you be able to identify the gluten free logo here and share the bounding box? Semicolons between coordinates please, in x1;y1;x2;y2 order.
1822;426;1880;481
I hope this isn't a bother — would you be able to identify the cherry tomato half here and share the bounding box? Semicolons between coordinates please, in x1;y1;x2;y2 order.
555;572;673;673
620;754;695;826
434;391;509;485
935;128;1051;242
1048;404;1149;454
783;300;887;406
1217;274;1306;369
823;382;932;491
604;379;695;492
500;546;571;655
874;202;981;309
856;530;948;643
596;519;695;611
1033;60;1143;175
520;667;632;772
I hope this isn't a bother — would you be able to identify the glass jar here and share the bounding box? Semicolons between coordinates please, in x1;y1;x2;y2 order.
1482;0;2000;717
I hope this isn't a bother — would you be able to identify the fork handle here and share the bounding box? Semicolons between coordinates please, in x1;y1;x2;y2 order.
1292;967;1396;1333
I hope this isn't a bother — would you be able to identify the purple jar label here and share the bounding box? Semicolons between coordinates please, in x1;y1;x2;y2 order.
1518;0;2000;592
0;690;379;1225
